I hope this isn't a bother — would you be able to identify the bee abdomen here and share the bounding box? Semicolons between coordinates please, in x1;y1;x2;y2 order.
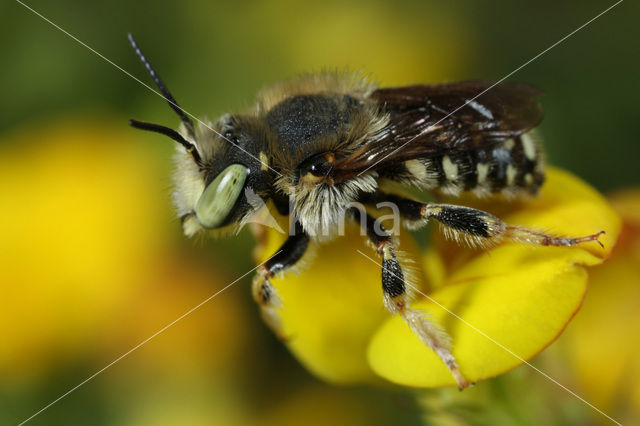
393;132;545;197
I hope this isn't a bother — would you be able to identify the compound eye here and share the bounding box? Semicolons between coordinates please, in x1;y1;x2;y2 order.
298;152;335;184
195;164;248;229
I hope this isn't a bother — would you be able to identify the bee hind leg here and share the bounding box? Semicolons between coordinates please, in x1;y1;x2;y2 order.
373;194;604;249
419;203;605;249
359;212;470;390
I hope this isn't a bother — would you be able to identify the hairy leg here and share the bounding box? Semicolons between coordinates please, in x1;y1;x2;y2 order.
355;209;470;389
421;203;604;249
366;192;604;249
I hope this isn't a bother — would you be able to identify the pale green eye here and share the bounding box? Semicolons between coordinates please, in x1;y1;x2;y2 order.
195;164;248;229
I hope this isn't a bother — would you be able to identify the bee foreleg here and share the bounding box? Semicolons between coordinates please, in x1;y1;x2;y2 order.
251;267;284;338
358;211;470;389
252;222;309;340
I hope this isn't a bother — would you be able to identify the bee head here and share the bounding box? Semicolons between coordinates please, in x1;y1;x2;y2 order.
128;34;261;237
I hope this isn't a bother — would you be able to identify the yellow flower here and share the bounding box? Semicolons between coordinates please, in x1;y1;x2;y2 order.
0;118;247;383
549;189;640;420
255;167;620;387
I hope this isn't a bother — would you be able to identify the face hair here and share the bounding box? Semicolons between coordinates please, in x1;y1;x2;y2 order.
127;33;195;138
129;119;202;165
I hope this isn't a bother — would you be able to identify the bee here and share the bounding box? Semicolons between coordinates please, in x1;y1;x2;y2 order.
127;35;604;389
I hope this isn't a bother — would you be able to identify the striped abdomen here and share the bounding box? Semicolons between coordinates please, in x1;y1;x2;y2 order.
391;132;545;198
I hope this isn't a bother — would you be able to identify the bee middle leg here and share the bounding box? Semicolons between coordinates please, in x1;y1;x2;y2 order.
253;221;309;340
355;210;470;389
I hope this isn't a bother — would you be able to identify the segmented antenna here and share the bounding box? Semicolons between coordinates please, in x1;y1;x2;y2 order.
127;33;195;138
129;119;202;165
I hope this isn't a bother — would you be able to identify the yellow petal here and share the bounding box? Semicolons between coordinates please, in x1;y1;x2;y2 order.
556;189;640;413
368;167;621;387
256;217;424;384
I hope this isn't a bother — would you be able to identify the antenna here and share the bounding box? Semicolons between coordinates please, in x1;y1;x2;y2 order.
127;33;195;138
129;119;202;165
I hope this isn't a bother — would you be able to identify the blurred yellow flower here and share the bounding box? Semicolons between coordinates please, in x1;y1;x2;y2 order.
255;167;620;387
550;189;640;421
0;118;247;384
248;0;471;84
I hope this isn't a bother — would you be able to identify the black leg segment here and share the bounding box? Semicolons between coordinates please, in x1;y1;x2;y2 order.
354;212;469;389
265;221;310;275
252;221;310;339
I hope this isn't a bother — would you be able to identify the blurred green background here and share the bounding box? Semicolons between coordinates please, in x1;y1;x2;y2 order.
1;0;638;425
